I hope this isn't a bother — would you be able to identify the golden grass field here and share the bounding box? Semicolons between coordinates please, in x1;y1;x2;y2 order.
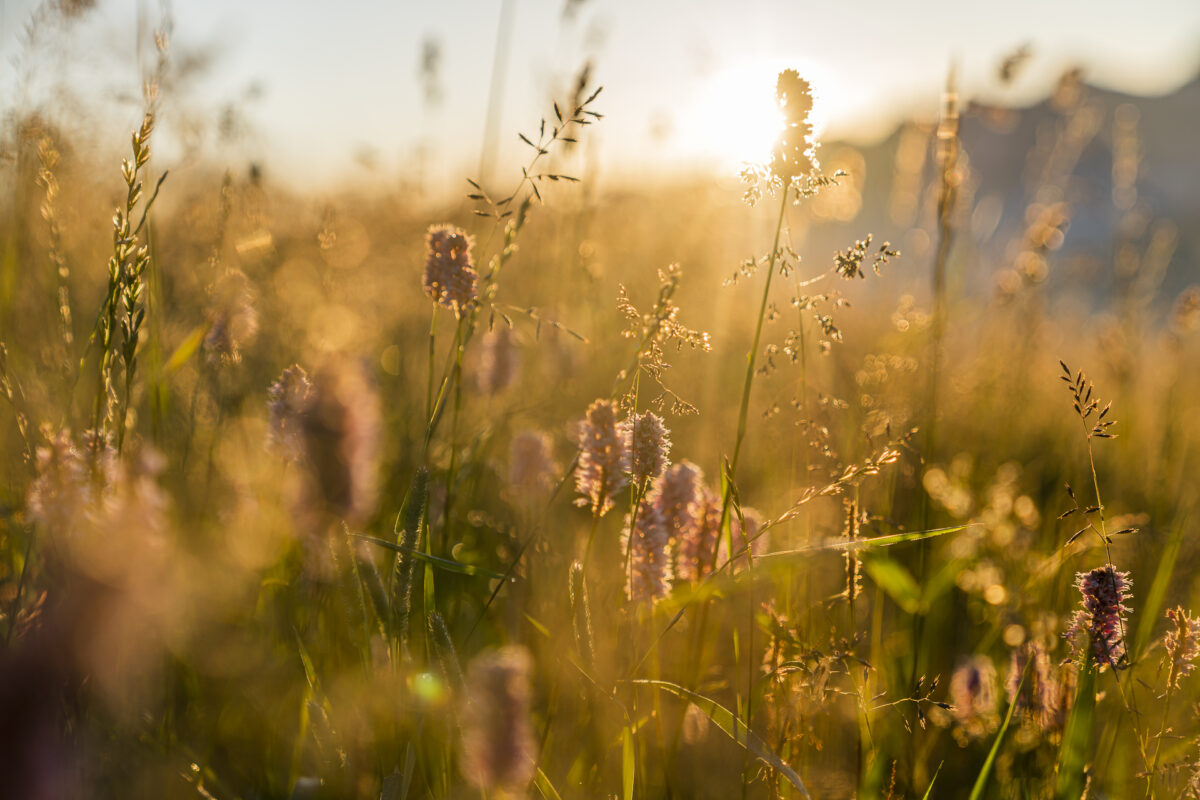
1;4;1199;799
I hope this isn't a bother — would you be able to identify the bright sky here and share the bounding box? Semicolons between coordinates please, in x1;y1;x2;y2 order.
2;0;1199;193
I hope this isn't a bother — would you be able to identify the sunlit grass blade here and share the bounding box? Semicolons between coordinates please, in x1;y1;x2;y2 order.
355;534;508;579
1054;662;1096;800
757;523;973;559
622;724;635;800
968;659;1028;800
534;766;565;800
163;322;207;374
863;554;922;614
631;679;811;799
922;760;944;799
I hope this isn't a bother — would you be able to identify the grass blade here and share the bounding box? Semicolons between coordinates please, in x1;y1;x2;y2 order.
355;534;508;579
631;679;811;799
922;760;944;799
968;660;1028;800
1054;662;1096;800
863;554;922;614
535;766;564;800
621;724;635;800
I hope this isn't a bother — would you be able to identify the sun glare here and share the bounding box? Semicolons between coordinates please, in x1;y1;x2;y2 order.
681;60;834;169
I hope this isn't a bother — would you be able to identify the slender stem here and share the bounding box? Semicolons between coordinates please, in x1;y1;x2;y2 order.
1147;675;1174;798
582;509;602;572
729;183;790;482
426;306;439;429
442;319;468;552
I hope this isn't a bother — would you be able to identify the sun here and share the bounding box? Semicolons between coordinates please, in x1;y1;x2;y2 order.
679;60;834;169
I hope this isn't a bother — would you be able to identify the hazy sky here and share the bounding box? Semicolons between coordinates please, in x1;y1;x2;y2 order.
3;0;1199;192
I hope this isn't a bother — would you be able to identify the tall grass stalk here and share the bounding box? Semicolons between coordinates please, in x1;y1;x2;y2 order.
912;67;959;689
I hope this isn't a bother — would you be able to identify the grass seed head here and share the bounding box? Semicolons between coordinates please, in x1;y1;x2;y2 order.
1165;605;1200;689
771;70;819;181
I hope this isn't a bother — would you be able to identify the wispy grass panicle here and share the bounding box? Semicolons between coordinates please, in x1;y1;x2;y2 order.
1066;565;1132;671
1163;606;1200;689
719;505;766;569
460;646;537;794
423;224;477;315
771;69;819;181
35;135;72;355
26;428;92;537
574;398;629;517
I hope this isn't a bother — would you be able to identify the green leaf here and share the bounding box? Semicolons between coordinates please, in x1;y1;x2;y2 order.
621;725;635;800
863;555;922;614
969;660;1028;800
354;535;508;580
632;680;811;799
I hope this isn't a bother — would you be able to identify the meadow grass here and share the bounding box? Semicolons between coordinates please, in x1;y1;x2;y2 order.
1;11;1199;800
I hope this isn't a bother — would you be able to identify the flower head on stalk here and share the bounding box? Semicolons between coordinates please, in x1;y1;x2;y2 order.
423;224;477;314
622;410;670;486
1006;641;1063;731
460;647;537;794
622;504;672;603
1164;605;1200;689
574;399;628;517
770;70;819;182
1065;564;1132;671
949;656;998;740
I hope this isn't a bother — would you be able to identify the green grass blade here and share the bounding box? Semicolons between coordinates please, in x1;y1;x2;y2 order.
355;534;508;579
163;322;208;374
632;679;811;799
922;760;944;799
968;661;1027;800
622;724;635;800
1054;662;1095;800
863;554;922;614
535;766;565;800
380;771;401;800
759;523;972;559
